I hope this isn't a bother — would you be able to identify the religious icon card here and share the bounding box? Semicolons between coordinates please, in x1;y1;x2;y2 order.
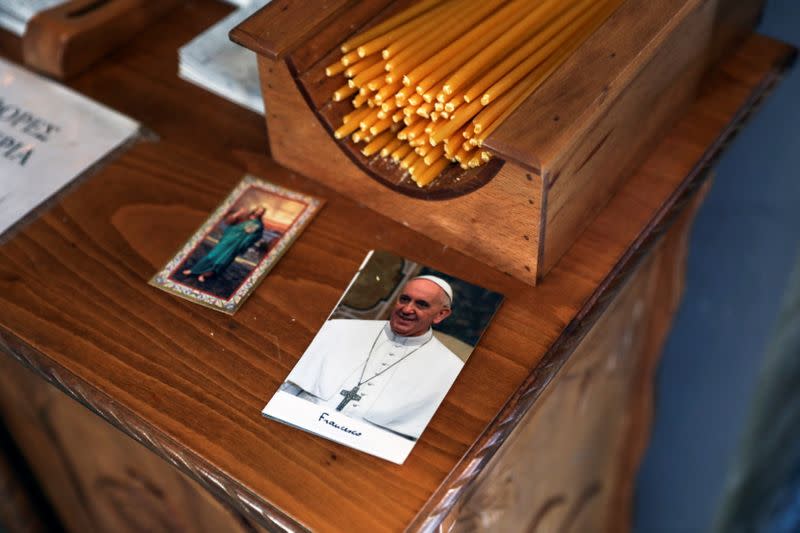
149;175;323;314
262;250;504;464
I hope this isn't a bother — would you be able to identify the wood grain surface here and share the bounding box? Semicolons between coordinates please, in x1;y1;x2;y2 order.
535;0;719;277
0;1;794;531
486;0;714;170
230;0;352;60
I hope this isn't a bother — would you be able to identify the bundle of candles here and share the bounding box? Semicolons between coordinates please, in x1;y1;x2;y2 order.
325;0;622;187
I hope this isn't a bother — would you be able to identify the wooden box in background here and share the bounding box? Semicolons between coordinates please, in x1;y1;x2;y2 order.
22;0;181;79
232;0;764;285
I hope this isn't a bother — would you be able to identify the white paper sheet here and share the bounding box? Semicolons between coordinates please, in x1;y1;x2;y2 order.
264;391;416;464
178;1;271;114
0;57;139;236
0;0;65;35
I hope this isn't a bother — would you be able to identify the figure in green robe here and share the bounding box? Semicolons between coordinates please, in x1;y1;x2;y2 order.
183;206;266;283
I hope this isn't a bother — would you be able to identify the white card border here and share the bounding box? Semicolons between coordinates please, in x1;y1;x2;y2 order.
263;391;415;464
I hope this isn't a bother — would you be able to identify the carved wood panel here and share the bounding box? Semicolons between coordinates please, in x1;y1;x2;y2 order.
0;434;50;533
0;355;270;533
447;182;707;533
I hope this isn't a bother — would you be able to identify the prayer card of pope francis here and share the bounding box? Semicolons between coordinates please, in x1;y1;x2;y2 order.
263;250;504;464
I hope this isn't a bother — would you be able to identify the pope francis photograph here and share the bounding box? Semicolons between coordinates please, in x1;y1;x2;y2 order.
281;275;463;441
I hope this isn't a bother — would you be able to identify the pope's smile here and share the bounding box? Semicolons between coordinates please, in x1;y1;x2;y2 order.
395;311;415;321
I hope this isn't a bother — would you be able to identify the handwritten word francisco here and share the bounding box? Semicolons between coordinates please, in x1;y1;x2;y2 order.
318;412;362;436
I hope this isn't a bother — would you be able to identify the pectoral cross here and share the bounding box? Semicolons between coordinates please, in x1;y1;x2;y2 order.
337;386;362;411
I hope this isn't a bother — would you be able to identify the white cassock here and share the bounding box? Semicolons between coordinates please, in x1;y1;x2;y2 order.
285;319;464;440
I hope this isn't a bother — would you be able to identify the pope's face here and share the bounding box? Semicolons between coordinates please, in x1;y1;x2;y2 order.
389;279;452;337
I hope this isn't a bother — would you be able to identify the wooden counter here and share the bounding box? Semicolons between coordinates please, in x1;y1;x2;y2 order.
0;1;794;531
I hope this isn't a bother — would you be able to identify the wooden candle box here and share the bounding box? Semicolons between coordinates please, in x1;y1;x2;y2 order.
232;0;763;284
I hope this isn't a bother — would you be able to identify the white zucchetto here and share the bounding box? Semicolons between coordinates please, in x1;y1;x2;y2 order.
412;275;454;306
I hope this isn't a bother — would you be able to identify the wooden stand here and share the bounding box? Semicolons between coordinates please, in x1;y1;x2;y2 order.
22;0;181;79
0;1;794;531
232;0;764;284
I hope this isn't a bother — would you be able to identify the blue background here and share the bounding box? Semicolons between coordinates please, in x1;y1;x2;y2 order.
634;1;800;531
